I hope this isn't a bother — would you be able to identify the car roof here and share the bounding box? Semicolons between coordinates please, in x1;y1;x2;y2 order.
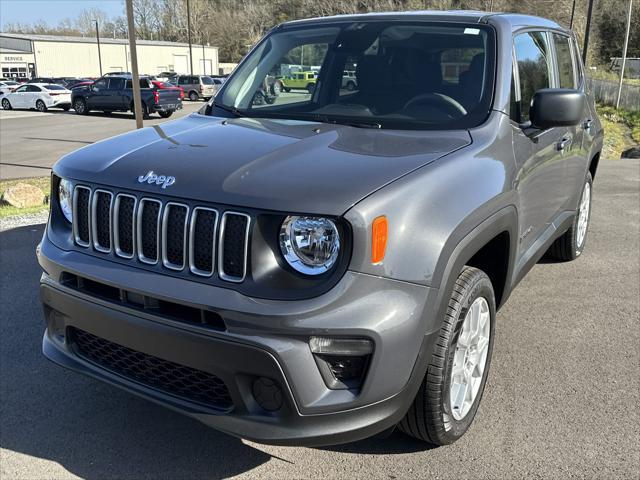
280;10;562;31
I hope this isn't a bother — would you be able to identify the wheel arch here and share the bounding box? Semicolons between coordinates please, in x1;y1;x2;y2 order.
589;151;600;181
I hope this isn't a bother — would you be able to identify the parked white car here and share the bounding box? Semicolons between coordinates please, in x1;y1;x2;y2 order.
0;80;21;95
1;83;72;112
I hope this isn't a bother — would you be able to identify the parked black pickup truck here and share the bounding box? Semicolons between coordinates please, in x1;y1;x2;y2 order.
71;75;181;118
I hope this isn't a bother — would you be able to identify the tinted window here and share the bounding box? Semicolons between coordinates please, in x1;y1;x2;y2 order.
14;85;28;92
44;84;65;90
125;80;132;89
108;78;125;90
201;76;214;84
553;34;576;89
27;85;41;92
514;31;552;123
93;78;108;91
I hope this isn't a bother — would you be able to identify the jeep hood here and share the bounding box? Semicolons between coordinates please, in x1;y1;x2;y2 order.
54;113;471;215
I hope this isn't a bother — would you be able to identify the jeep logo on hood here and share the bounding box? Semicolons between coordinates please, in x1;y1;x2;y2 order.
137;170;176;189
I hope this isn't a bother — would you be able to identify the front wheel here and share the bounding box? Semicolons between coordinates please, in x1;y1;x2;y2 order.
36;100;47;112
1;98;11;110
73;98;88;115
306;83;315;94
189;91;199;101
399;266;495;445
547;171;593;261
158;110;173;118
62;105;71;111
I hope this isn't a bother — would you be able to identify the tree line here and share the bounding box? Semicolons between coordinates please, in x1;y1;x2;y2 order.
3;0;638;65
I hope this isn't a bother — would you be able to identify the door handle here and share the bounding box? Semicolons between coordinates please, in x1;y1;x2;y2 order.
583;119;593;134
557;136;572;152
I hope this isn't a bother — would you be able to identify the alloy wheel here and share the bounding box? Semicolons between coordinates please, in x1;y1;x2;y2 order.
576;181;591;249
449;296;491;421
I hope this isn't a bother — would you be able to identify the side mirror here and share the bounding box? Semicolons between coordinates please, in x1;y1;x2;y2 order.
530;88;585;130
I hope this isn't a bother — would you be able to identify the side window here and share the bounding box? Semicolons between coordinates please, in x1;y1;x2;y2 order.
513;31;552;123
93;78;108;92
108;78;125;90
553;34;576;89
125;80;133;89
14;85;28;93
27;85;41;92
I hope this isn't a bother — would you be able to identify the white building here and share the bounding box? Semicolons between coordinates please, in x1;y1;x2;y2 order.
0;33;219;79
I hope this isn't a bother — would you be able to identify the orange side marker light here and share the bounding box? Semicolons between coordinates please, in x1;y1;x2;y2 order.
371;216;388;264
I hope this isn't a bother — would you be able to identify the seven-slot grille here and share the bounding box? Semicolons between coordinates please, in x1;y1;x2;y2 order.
72;186;250;282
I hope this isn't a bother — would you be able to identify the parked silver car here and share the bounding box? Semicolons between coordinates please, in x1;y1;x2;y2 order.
175;75;217;101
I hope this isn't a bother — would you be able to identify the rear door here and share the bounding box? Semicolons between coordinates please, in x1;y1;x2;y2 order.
105;77;125;109
26;84;42;108
511;30;567;258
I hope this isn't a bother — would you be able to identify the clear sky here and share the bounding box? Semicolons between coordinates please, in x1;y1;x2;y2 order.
1;0;125;26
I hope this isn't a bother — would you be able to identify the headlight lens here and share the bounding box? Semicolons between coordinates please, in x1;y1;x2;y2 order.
58;178;73;223
279;216;340;275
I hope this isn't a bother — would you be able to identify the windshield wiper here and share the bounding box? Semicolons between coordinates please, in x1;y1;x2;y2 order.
334;120;382;129
212;101;245;117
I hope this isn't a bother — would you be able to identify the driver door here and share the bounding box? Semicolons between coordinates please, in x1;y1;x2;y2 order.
11;84;29;107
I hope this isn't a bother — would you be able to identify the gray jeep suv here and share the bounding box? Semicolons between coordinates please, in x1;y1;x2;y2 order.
38;11;603;447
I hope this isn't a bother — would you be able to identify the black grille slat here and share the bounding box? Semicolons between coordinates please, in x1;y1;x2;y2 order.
75;188;90;245
70;328;233;409
116;196;135;256
163;204;187;269
191;209;217;274
220;213;249;281
139;200;160;262
94;191;112;250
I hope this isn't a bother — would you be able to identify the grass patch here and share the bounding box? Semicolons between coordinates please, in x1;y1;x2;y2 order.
589;67;640;86
0;176;51;219
596;104;640;158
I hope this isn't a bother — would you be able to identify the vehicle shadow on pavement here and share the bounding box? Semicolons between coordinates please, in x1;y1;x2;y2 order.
0;224;272;479
317;429;437;455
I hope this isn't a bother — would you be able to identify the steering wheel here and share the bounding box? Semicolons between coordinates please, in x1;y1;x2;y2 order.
403;93;467;118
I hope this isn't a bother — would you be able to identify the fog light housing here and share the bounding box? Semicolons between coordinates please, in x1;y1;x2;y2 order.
252;377;283;412
309;337;373;390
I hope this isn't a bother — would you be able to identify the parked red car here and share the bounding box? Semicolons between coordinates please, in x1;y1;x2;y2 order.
152;80;184;100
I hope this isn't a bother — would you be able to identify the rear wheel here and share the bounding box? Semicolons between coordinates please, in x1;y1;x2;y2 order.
131;102;150;119
399;266;495;445
346;81;356;91
36;100;47;112
547;172;593;261
283;86;291;93
158;110;173;118
1;98;11;110
62;105;71;111
73;98;88;115
189;91;199;101
306;83;315;94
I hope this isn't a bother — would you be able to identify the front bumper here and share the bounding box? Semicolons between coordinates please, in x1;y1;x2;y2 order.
38;236;440;446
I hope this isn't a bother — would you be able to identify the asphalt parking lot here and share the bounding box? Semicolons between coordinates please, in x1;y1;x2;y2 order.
0;102;204;180
0;155;638;478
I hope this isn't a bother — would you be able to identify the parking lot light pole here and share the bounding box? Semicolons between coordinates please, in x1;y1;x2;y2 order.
94;20;103;77
582;0;595;65
616;0;633;109
126;0;144;129
186;0;194;75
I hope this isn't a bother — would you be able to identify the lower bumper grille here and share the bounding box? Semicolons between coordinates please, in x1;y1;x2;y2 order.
69;327;233;410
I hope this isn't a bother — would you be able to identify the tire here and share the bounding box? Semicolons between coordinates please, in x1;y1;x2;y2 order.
399;266;496;446
1;98;11;110
36;100;47;112
346;81;356;91
189;91;199;101
131;102;150;119
547;172;593;261
73;98;88;115
158;110;173;118
283;86;291;93
271;80;282;96
306;83;315;94
62;105;71;111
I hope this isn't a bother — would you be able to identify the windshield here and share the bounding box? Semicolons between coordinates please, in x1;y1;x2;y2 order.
216;21;495;130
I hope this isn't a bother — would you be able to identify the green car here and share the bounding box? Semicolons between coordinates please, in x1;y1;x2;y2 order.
282;71;317;93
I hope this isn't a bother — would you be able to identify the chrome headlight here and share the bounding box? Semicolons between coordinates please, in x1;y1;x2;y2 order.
58;178;73;223
279;216;340;275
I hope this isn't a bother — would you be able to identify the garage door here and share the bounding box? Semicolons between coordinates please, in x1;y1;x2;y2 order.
173;55;188;74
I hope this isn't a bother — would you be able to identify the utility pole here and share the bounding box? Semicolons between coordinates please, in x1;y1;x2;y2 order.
202;42;206;75
569;0;577;29
616;0;633;109
186;0;194;75
94;20;103;76
125;0;143;128
582;0;595;66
